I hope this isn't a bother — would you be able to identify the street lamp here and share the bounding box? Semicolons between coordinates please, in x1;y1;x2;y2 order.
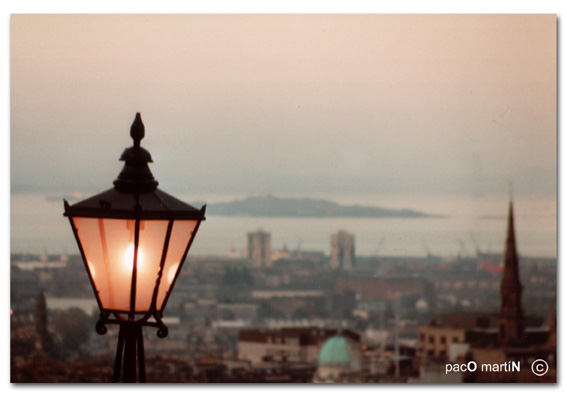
63;113;206;382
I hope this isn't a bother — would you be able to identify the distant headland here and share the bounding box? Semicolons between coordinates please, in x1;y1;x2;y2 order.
206;195;440;218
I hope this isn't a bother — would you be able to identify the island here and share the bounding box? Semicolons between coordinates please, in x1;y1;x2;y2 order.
205;195;438;218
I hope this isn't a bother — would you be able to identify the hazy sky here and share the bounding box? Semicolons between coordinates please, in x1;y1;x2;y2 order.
10;14;556;200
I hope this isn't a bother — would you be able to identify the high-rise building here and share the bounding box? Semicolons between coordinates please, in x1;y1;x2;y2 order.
247;229;272;268
330;230;355;270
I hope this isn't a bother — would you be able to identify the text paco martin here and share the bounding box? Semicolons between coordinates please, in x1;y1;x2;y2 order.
446;361;520;375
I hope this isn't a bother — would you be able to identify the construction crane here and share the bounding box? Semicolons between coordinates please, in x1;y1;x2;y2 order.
468;231;483;258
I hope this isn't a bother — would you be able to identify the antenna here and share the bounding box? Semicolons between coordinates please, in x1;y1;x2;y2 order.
508;181;514;201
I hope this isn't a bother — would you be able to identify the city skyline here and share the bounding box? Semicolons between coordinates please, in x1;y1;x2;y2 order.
11;14;556;202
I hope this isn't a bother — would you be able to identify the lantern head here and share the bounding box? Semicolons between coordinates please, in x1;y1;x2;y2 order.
64;113;205;334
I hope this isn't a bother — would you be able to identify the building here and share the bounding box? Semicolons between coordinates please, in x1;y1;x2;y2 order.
419;325;467;359
467;201;556;382
247;229;272;268
35;291;49;354
498;201;525;347
418;313;498;360
330;230;355;270
416;201;556;383
335;277;433;302
313;334;363;383
237;326;359;365
335;277;435;321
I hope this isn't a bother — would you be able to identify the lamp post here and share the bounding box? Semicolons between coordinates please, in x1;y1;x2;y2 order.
63;113;206;382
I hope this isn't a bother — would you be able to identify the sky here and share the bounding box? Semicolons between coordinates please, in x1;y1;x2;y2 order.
10;14;556;201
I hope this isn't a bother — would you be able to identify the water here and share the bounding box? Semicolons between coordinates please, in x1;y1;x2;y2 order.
10;192;556;258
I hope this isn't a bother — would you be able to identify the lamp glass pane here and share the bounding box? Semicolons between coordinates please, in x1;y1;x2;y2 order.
134;220;169;312
73;217;135;312
156;220;198;311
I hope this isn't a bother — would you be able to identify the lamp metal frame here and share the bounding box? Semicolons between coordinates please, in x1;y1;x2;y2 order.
63;113;205;382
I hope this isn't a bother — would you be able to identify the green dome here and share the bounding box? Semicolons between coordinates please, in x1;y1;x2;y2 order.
318;336;351;366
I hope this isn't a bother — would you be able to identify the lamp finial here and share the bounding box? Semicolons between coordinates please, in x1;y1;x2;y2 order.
113;113;157;193
131;113;145;147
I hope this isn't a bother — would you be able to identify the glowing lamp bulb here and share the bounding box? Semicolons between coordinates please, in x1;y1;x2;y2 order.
124;244;144;270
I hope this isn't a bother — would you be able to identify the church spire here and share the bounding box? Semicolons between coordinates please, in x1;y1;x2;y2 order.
35;290;49;354
498;200;525;347
502;201;521;288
